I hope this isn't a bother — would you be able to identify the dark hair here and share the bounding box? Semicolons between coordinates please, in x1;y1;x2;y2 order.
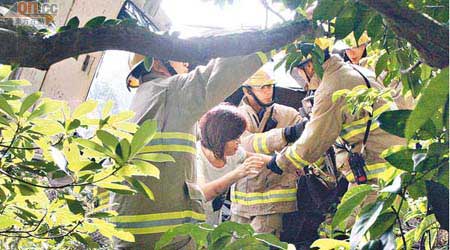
199;103;247;160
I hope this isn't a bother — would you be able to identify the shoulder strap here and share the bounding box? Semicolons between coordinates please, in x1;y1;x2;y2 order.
351;66;373;154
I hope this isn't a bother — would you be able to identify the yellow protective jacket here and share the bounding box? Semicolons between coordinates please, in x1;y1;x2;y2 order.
231;98;301;217
111;54;266;249
276;55;406;182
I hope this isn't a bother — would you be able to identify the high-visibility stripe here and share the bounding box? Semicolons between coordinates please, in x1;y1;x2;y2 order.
111;210;206;235
149;138;194;147
253;134;270;154
285;147;304;170
141;145;196;154
253;134;260;153
340;122;380;141
345;163;388;182
342;103;392;130
137;132;196;154
152;132;196;142
285;146;310;170
231;188;297;205
260;134;270;154
312;157;325;168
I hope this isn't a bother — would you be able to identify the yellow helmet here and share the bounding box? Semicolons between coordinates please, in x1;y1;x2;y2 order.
242;69;275;87
343;31;370;48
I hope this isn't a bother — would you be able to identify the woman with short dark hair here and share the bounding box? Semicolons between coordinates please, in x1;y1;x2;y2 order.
196;104;269;225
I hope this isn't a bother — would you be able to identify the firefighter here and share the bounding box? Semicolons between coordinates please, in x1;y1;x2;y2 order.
265;47;406;224
111;51;274;250
230;69;308;237
335;32;415;110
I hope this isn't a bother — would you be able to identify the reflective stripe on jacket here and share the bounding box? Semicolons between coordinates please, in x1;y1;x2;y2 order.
231;100;301;217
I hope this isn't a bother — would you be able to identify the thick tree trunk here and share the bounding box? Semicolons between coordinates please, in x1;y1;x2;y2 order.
0;20;312;70
360;0;449;69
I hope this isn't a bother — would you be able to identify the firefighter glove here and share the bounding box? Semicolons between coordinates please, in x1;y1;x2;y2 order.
284;118;308;143
267;155;283;175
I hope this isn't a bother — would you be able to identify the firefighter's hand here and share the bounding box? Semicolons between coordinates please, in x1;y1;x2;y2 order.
284;117;308;143
267;155;283;175
234;156;265;179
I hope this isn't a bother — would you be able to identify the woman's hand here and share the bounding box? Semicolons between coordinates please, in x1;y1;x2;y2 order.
233;155;265;179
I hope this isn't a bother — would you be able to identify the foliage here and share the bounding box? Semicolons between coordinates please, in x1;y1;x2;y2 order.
155;221;295;250
168;0;449;249
0;65;174;248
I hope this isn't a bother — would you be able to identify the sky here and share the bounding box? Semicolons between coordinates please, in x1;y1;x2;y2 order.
160;0;299;86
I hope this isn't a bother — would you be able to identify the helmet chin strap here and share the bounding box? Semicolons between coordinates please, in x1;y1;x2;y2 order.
245;86;276;108
301;68;311;83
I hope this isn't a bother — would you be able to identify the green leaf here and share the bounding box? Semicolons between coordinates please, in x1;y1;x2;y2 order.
136;153;175;163
19;92;42;116
211;221;254;243
378;110;410;138
414;214;438;241
130;160;160;178
32;119;66;136
65;196;85;215
311;239;350;250
313;0;343;21
0;95;16;118
143;57;154;72
0;215;23;230
368;212;396;239
0;80;31;87
72;233;100;248
332;184;373;228
96;182;136;195
375;53;389;78
102;100;113;118
72;100;97;119
367;15;384;41
405;68;449;139
384;148;415;172
0;65;11;81
66;16;80;29
350;201;384;249
254;233;289;249
380;175;402;193
67;119;81;131
96;130;119;153
224;237;265;250
155;223;210;250
76;138;115;158
130;120;157;156
84;16;106;28
114;229;135;242
334;17;353;40
103;19;121;26
116;139;131;161
88;211;117;218
125;177;155;200
28;101;62;121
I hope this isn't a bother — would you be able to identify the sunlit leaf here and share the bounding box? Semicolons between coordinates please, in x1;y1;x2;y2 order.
405;68;448;139
19;92;42;116
130;120;157;156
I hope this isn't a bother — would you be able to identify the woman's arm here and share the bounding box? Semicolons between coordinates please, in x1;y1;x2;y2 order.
200;155;265;201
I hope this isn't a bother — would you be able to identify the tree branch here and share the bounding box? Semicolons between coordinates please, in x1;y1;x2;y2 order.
0;20;312;70
360;0;449;69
